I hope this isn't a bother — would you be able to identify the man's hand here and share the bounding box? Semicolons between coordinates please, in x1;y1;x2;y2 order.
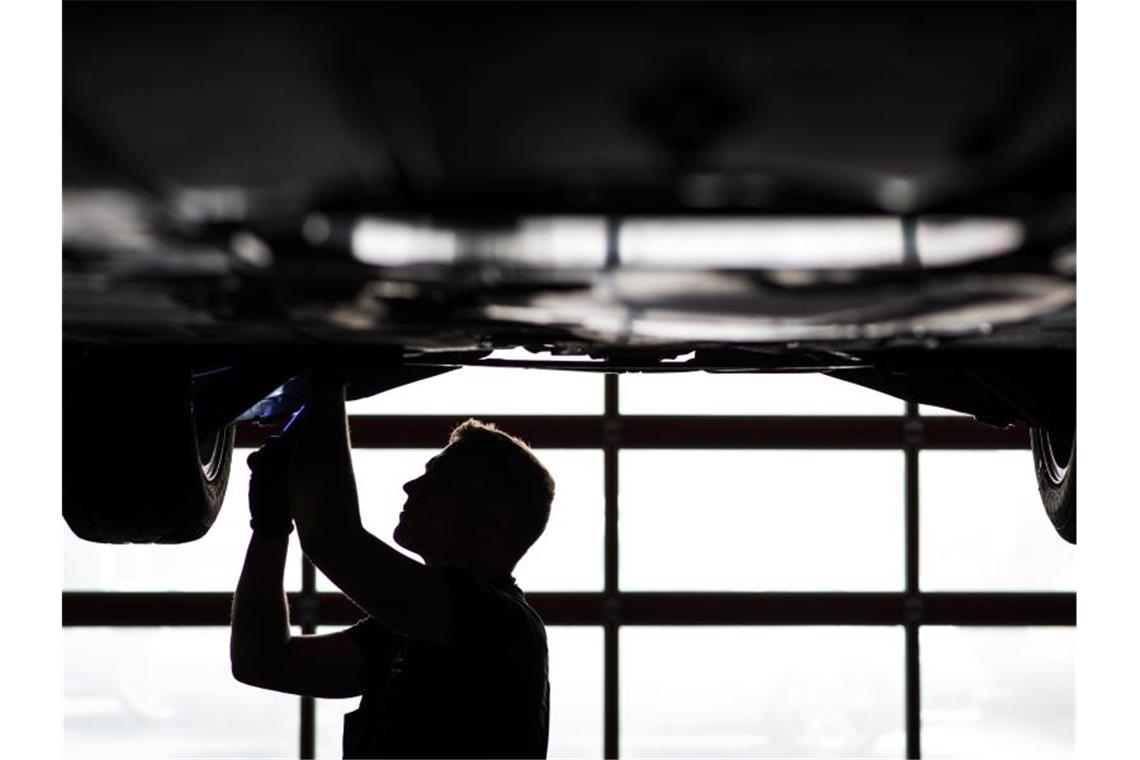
247;435;295;536
234;421;371;699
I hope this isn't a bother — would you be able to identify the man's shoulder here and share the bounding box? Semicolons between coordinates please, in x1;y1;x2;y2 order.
438;568;547;646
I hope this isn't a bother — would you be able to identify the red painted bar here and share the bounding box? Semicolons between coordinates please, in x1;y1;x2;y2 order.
63;591;1071;627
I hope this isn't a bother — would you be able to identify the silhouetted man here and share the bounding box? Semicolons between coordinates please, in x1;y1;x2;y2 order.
230;380;554;758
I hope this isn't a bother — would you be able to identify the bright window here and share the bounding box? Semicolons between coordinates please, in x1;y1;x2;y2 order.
64;627;300;758
346;356;603;416
920;451;1075;591
921;627;1074;759
621;626;905;758
620;450;904;591
620;372;904;415
919;404;968;417
546;627;606;758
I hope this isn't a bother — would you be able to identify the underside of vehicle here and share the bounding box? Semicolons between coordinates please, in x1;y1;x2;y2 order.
62;2;1075;544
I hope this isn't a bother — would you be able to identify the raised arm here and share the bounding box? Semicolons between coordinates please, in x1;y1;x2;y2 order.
288;379;455;646
230;441;368;698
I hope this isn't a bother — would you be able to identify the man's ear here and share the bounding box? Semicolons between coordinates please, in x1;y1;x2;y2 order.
490;502;517;549
491;503;511;531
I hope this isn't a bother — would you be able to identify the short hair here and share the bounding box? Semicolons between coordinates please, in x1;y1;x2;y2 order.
447;419;555;562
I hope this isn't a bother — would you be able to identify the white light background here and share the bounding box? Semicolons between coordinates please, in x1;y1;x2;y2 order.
621;627;906;758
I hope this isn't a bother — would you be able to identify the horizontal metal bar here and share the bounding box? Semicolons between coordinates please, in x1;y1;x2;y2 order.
594;592;1073;626
62;591;1072;627
236;416;1029;450
620;593;906;626
919;592;1076;626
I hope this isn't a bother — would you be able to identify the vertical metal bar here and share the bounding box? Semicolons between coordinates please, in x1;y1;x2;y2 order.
905;403;921;595
300;556;317;760
605;376;620;595
604;622;620;760
603;373;620;759
905;624;921;760
600;200;621;758
904;402;922;759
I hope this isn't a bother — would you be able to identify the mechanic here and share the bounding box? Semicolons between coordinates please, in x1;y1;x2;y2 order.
229;379;554;758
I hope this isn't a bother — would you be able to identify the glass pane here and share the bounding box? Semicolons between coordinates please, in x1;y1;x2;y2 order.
620;372;904;416
64;627;299;758
918;404;968;417
920;452;1075;590
515;451;604;592
314;625;603;759
315;695;358;759
318;450;604;592
621;627;905;758
620;451;904;591
347;353;603;415
922;627;1074;759
63;448;303;592
547;627;605;759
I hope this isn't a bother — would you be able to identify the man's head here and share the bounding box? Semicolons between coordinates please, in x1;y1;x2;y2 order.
394;419;554;573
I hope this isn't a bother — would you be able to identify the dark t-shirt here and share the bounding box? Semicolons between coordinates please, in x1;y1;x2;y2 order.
342;567;550;759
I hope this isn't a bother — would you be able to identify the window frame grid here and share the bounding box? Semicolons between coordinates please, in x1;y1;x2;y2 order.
62;376;1073;760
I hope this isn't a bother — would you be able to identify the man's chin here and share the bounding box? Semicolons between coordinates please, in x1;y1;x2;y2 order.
393;523;416;553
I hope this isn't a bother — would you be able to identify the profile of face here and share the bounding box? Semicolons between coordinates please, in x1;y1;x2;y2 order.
394;444;503;563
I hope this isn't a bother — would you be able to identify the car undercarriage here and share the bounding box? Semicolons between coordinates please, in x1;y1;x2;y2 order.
63;2;1075;544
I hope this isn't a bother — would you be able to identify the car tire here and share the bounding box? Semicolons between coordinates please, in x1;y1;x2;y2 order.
64;358;235;543
1029;425;1076;543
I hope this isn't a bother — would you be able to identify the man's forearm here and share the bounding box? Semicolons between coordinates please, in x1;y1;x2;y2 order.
230;532;293;682
291;382;362;539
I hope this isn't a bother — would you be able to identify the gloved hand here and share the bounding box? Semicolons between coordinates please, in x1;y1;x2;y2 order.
247;434;295;536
